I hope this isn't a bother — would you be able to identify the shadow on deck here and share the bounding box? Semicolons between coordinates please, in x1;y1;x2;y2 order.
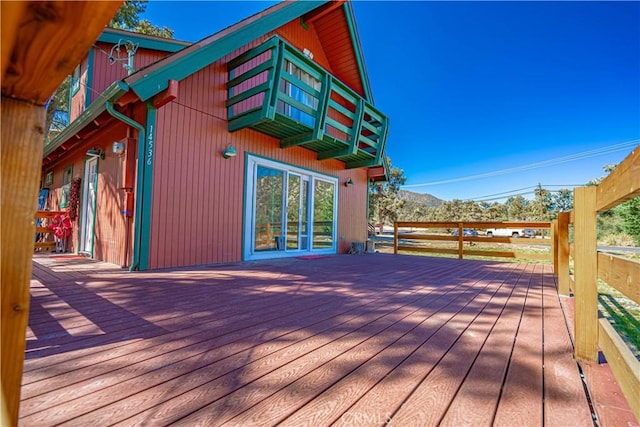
20;253;634;426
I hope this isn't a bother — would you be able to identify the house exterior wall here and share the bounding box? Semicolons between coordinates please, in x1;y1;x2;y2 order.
147;21;368;269
69;44;173;122
41;118;135;267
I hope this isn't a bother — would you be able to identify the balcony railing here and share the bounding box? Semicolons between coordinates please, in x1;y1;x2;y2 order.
226;36;388;169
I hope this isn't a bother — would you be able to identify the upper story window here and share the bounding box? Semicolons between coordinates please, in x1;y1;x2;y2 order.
70;64;81;95
277;59;321;127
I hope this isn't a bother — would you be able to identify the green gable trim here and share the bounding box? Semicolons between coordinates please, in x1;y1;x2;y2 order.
343;2;372;102
98;30;189;53
127;1;329;102
44;81;129;158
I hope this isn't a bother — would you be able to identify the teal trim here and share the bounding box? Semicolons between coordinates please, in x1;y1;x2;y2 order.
98;29;189;53
343;2;373;102
241;152;249;261
126;1;329;101
85;48;95;109
88;157;99;257
139;103;157;270
105;101;146;271
245;151;339;180
44;81;129;157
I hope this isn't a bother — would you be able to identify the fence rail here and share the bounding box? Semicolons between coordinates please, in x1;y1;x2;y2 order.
34;211;66;251
393;221;552;261
554;146;639;420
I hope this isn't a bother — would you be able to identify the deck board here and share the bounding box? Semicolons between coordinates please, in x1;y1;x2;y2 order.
20;254;599;426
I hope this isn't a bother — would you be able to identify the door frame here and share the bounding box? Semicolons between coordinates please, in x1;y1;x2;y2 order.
243;154;338;261
78;156;98;256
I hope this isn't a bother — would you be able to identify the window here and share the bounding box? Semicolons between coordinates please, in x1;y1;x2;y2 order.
60;165;73;208
44;171;54;187
276;59;321;127
70;64;81;95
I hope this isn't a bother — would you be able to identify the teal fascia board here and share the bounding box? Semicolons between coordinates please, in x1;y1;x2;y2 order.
43;81;129;158
343;2;373;103
98;30;189;53
128;1;329;102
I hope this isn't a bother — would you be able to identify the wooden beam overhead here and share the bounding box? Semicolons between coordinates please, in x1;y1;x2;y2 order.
2;1;122;105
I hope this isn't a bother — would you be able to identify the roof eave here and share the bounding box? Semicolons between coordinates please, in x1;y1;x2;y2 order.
43;80;129;158
343;2;373;103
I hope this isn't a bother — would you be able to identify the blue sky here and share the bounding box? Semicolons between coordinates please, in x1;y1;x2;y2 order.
142;1;639;202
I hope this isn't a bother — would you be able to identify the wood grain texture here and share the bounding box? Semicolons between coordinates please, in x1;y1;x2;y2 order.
20;255;619;426
573;186;598;362
1;98;45;423
596;145;639;212
597;252;640;305
2;1;122;104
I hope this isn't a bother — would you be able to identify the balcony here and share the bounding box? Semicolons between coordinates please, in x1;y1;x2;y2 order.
226;36;388;169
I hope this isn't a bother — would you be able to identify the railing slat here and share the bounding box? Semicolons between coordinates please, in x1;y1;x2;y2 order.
598;319;640;421
598;252;640;305
596;146;640;212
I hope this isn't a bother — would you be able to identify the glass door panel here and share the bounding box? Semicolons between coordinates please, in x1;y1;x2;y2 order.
286;174;300;250
254;165;284;252
312;179;335;249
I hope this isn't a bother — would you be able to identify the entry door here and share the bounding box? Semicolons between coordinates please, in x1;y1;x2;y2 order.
245;156;337;260
79;157;97;254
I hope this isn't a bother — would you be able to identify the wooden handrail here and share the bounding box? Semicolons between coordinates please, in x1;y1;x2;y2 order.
555;145;639;420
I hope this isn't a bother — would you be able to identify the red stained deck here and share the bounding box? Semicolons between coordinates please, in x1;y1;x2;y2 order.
22;253;597;426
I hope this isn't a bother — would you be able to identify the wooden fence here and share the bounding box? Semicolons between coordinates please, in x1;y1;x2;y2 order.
34;211;66;252
393;221;552;261
554;146;639;420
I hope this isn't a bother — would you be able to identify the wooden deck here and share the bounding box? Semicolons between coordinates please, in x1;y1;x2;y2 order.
21;253;597;426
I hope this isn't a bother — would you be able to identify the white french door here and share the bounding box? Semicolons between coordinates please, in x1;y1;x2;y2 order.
244;156;337;260
79;157;97;254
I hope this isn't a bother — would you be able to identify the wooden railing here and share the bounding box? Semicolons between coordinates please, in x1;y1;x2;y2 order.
393;221;552;260
554;146;639;420
34;210;66;251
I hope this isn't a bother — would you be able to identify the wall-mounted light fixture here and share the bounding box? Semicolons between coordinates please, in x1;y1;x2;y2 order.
86;148;105;159
112;141;126;155
344;177;354;187
222;144;237;159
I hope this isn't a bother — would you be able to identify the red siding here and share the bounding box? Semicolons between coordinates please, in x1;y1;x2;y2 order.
272;20;333;72
42;120;133;267
313;7;365;97
69;45;170;122
149;52;367;269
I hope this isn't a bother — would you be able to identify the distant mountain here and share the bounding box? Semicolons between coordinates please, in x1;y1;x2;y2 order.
398;190;443;208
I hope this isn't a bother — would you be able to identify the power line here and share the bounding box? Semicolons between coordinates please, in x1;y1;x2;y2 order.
402;139;639;188
466;184;581;201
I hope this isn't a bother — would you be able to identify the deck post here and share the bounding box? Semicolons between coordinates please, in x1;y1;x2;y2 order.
551;219;558;274
557;212;570;295
1;97;45;424
458;222;463;259
573;186;598;362
393;222;398;254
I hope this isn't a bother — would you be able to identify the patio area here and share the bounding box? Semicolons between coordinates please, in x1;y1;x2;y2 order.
21;253;600;426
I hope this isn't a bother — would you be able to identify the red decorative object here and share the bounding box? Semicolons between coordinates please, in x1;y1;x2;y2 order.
50;213;73;239
68;177;82;221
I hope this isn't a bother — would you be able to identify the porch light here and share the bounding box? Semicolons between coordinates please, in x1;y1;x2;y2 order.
222;144;237;159
344;177;354;187
86;148;105;159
